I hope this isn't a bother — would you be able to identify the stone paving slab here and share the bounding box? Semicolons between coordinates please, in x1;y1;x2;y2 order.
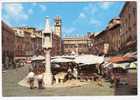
2;64;114;96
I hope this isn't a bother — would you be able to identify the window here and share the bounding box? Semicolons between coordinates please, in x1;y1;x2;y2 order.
65;45;67;48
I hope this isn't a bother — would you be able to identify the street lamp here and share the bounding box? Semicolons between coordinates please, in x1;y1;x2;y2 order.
42;16;53;86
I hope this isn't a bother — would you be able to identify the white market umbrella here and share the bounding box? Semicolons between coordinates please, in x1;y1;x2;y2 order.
31;55;45;61
61;55;76;59
74;55;104;65
51;57;74;63
104;62;130;69
31;55;37;61
126;61;137;69
113;63;130;69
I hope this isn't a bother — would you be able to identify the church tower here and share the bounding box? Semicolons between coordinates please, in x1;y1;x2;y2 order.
54;16;62;37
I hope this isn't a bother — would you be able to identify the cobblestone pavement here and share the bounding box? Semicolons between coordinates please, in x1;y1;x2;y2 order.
2;64;134;96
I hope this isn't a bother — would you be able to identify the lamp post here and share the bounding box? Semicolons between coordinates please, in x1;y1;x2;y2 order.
42;16;53;86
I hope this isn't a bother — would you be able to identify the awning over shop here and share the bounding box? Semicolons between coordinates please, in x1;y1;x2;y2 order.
74;55;104;65
108;56;130;63
104;61;137;69
108;52;137;63
31;55;45;61
50;54;104;65
51;57;74;63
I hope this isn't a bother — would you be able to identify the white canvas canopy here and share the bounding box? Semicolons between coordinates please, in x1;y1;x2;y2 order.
112;63;130;69
51;57;74;63
31;55;37;61
31;55;45;61
73;55;104;65
126;62;137;69
104;62;130;69
51;55;104;64
61;55;76;59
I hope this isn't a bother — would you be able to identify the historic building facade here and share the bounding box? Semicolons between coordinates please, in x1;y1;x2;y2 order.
12;16;62;59
2;16;63;67
13;27;42;59
63;35;91;55
24;30;32;57
13;28;25;58
90;1;137;56
2;21;15;69
105;18;121;54
22;27;42;55
119;1;137;51
91;18;122;55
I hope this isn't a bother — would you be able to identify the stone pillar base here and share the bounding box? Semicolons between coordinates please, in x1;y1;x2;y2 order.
43;72;53;86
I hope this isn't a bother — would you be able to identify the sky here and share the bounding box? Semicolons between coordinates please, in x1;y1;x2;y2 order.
2;2;125;37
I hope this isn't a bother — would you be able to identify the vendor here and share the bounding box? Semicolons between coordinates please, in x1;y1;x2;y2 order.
73;67;78;80
66;67;73;80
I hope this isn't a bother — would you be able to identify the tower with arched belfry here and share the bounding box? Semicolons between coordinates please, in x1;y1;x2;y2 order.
54;16;62;37
54;16;62;55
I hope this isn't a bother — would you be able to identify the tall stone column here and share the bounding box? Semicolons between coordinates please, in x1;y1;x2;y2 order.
43;49;53;86
42;16;53;86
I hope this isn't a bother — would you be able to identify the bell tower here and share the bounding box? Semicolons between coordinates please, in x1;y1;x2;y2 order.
54;16;62;37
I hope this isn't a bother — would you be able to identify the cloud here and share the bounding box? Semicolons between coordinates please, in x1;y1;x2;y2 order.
32;2;37;6
99;2;114;10
3;3;28;21
78;3;97;20
90;19;101;27
75;3;101;27
28;9;33;15
2;14;12;26
39;5;47;12
63;27;76;37
83;3;97;14
79;12;86;19
63;27;76;33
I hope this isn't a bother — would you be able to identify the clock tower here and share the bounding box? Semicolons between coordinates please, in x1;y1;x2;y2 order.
54;16;62;37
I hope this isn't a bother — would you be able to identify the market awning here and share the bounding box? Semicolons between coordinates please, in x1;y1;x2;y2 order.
73;55;104;65
104;62;130;69
108;55;136;63
51;57;74;63
31;55;45;61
